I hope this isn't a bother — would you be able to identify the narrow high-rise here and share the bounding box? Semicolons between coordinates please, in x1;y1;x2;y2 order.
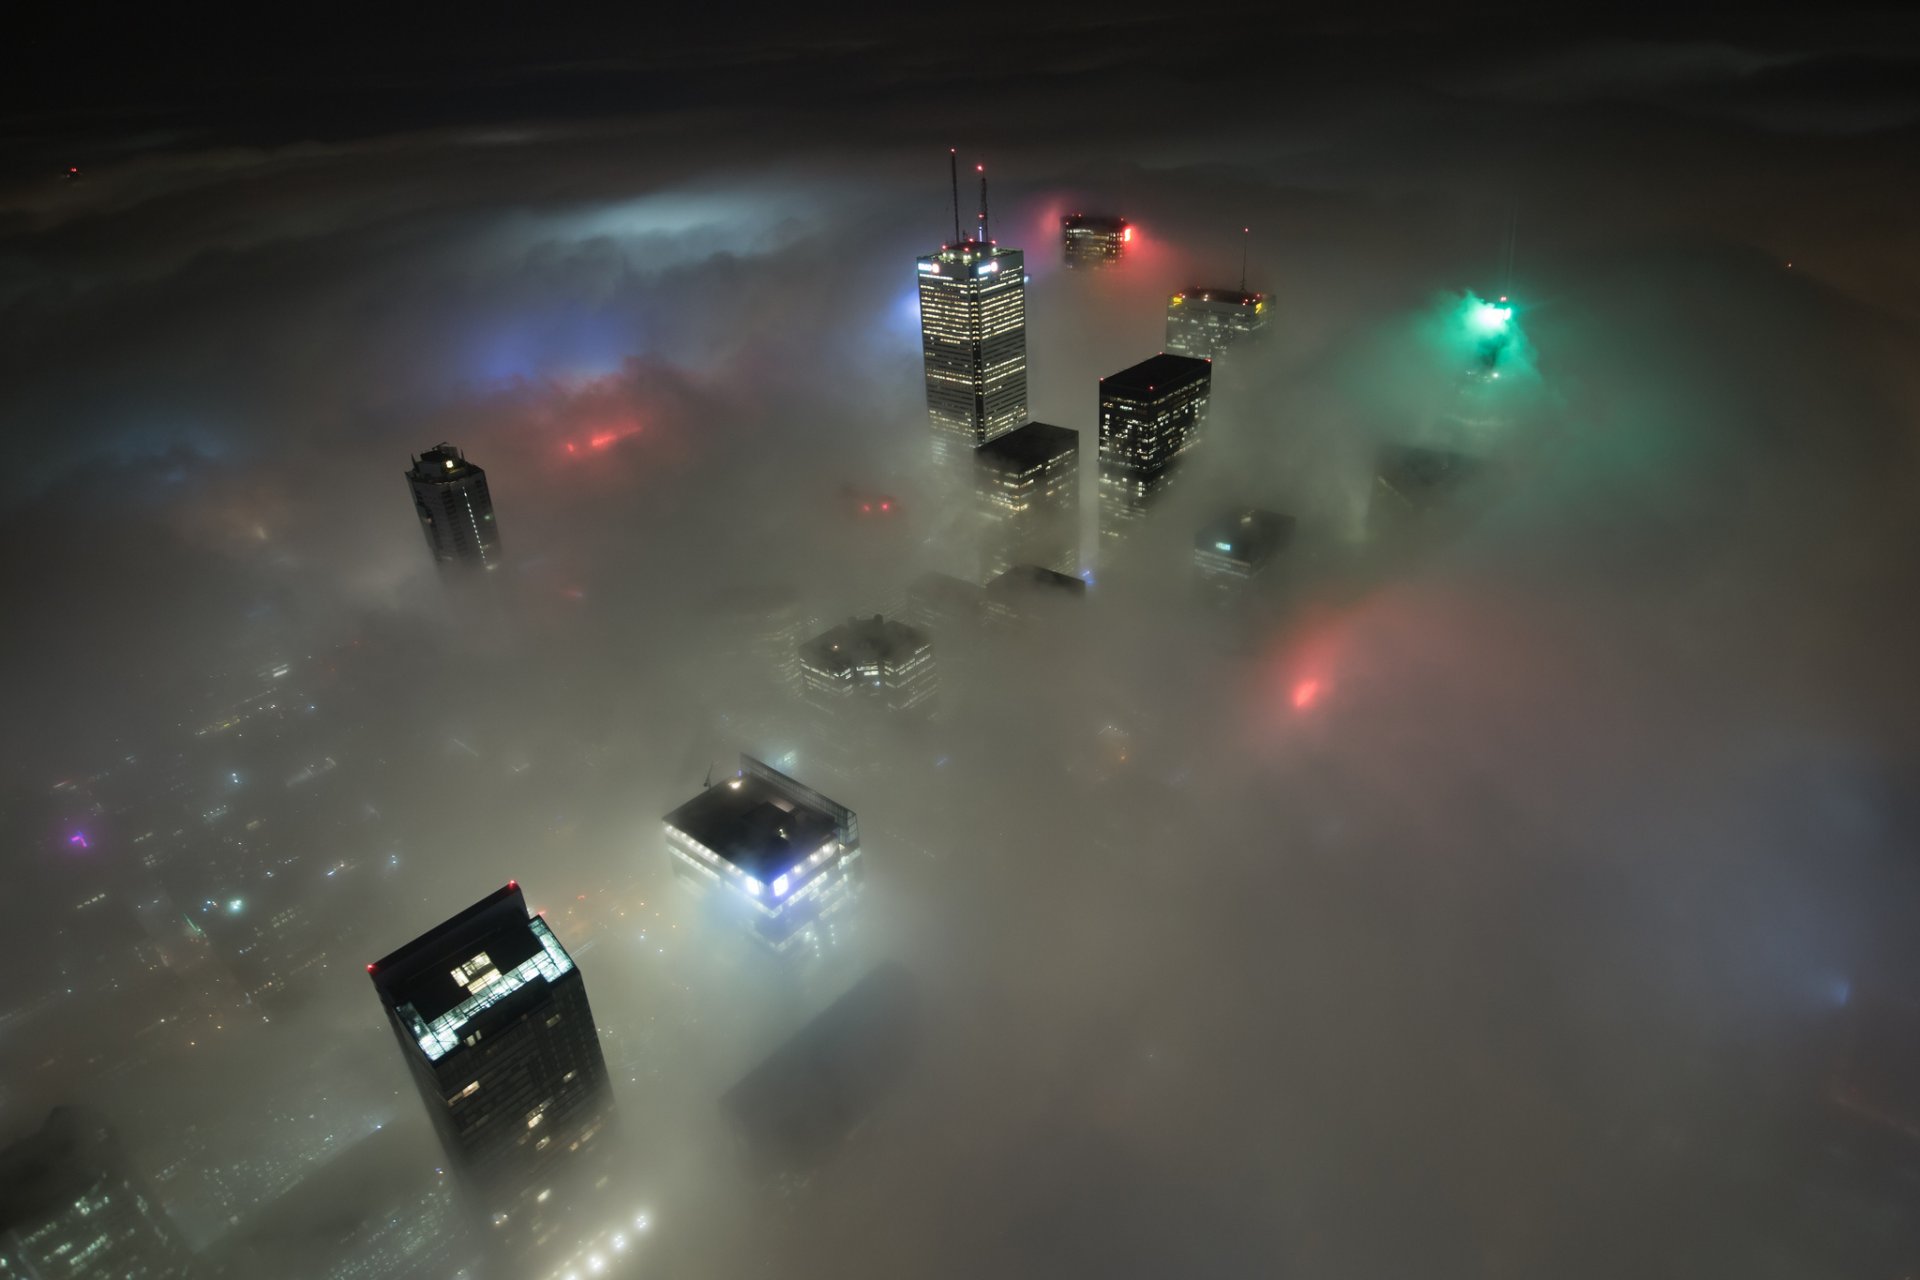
917;155;1028;468
406;443;501;572
368;882;612;1241
0;1106;195;1280
1098;354;1212;536
975;421;1080;577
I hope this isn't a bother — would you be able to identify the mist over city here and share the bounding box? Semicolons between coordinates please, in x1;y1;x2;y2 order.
3;6;1919;1277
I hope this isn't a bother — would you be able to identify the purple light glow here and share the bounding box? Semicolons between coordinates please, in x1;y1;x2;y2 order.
68;832;90;849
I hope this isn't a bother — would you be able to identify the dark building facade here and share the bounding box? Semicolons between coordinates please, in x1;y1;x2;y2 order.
975;421;1080;578
406;443;501;573
1098;354;1212;538
1062;213;1129;268
1369;445;1479;542
1165;288;1267;359
367;883;612;1242
0;1106;195;1280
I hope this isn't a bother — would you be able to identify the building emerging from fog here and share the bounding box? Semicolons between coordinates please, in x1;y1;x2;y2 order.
0;1106;195;1280
1194;508;1295;588
406;443;501;573
665;754;863;956
1098;354;1212;537
984;563;1087;627
1062;213;1129;268
798;615;937;717
1369;445;1479;543
975;421;1080;577
1165;288;1267;359
367;882;612;1241
917;164;1028;468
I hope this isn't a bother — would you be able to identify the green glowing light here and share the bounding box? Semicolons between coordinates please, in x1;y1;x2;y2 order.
1471;303;1513;334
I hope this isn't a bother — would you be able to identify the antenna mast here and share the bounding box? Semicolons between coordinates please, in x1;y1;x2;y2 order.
977;164;989;242
1240;226;1250;293
948;148;961;244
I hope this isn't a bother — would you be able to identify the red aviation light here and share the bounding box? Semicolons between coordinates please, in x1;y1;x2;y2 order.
1291;678;1323;710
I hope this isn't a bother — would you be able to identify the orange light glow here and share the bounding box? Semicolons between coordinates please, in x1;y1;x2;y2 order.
1291;678;1323;710
1123;226;1134;242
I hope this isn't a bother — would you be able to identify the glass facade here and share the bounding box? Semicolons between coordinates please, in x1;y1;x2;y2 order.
917;243;1028;467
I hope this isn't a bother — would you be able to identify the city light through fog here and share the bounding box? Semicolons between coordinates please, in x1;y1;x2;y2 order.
3;7;1920;1279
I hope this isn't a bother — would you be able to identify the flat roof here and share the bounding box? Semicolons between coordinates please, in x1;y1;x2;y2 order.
1376;444;1477;495
664;774;840;881
799;615;931;675
407;443;481;482
987;564;1087;598
368;883;549;1025
976;421;1078;472
1101;353;1212;396
1175;288;1263;307
1063;213;1127;233
1196;508;1295;563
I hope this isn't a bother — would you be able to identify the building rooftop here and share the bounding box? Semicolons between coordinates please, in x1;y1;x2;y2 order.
976;421;1078;472
664;773;841;882
1174;288;1264;307
1375;445;1477;499
369;884;578;1060
987;564;1088;600
407;443;481;482
1063;213;1128;234
1196;508;1295;565
799;615;931;677
1101;353;1212;396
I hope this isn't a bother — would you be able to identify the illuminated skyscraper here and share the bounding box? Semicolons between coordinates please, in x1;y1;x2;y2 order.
367;882;612;1240
406;443;500;572
1062;213;1129;268
0;1106;195;1280
1165;288;1267;358
665;754;863;956
917;157;1028;467
975;421;1080;577
1098;354;1212;537
798;614;937;717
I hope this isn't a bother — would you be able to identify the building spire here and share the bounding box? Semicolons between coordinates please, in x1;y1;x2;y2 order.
978;164;989;242
949;148;961;244
1240;226;1250;293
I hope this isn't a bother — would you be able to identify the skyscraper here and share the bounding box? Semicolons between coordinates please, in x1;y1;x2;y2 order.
0;1106;195;1280
1098;353;1212;536
798;615;937;717
1062;213;1129;268
665;754;864;956
1194;508;1295;588
917;157;1028;467
975;421;1080;577
405;443;501;572
1165;288;1268;359
367;882;612;1240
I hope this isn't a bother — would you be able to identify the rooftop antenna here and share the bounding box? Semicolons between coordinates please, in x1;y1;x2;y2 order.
977;163;989;242
1240;226;1250;293
1500;204;1518;297
948;148;961;244
702;761;714;789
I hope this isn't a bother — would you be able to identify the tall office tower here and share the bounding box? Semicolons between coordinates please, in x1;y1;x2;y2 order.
406;443;501;572
665;754;863;956
1062;213;1129;268
798;615;938;717
975;421;1080;577
1165;288;1268;359
917;159;1028;468
367;882;612;1243
0;1106;195;1280
1097;353;1212;537
1194;508;1295;589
